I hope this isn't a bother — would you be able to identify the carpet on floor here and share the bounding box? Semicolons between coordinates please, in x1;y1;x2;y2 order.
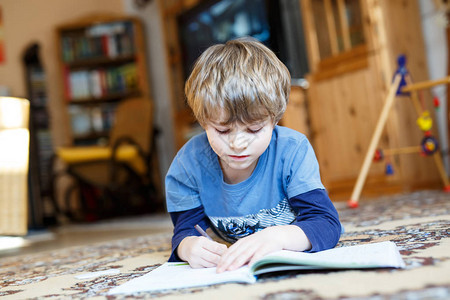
0;190;449;299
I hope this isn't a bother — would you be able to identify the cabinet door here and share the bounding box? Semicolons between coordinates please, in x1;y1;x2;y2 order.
300;0;441;198
300;0;399;197
282;85;310;137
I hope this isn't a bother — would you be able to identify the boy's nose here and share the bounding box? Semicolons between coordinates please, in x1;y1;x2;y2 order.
229;132;249;150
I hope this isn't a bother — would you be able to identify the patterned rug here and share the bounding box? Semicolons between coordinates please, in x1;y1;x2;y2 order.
1;190;449;299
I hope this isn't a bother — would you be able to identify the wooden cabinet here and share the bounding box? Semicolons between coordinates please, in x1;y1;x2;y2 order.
56;14;150;146
301;0;442;199
280;85;310;137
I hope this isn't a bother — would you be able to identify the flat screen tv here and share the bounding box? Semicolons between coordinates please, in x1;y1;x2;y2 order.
177;0;289;80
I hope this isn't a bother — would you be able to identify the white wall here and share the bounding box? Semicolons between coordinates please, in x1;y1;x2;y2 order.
123;0;176;191
418;0;449;173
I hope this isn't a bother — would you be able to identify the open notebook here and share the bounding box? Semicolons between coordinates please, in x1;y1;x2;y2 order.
108;241;405;295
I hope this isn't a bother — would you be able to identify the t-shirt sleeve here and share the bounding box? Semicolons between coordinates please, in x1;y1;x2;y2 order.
168;205;211;262
165;154;202;212
288;189;341;252
284;137;325;198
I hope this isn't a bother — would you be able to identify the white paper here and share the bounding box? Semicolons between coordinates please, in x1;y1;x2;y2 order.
252;241;406;271
108;263;255;295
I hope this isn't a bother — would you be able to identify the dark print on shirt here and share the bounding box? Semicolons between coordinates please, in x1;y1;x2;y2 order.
209;198;296;243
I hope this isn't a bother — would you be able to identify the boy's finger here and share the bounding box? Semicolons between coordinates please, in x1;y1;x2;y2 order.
214;243;228;255
190;256;217;268
217;247;248;272
202;239;227;253
200;259;217;268
248;251;266;267
216;252;233;272
201;250;222;266
199;242;227;265
227;252;251;271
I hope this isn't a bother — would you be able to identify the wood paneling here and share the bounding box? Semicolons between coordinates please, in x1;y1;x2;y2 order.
281;86;310;137
303;0;442;199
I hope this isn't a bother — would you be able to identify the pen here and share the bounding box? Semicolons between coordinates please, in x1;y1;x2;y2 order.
194;224;213;241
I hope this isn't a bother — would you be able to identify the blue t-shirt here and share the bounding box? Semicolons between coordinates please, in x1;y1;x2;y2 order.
166;126;338;245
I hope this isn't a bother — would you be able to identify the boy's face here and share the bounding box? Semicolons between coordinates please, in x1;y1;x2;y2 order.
204;115;274;184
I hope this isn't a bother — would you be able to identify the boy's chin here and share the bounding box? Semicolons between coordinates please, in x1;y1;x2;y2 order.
222;159;256;170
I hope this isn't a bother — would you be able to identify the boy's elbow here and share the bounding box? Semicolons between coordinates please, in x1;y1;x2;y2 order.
299;216;341;252
327;213;342;248
316;215;342;250
331;219;342;247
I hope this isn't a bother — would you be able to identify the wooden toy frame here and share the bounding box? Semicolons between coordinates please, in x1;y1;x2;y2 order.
348;74;450;208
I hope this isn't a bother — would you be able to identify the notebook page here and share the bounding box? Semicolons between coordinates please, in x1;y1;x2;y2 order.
108;262;255;295
252;241;405;270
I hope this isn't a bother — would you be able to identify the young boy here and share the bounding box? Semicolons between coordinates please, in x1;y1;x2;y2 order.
165;37;341;273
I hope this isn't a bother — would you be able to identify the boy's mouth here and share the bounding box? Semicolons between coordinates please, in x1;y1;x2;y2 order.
228;155;250;161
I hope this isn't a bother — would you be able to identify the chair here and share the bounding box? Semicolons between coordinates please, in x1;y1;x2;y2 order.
54;97;159;221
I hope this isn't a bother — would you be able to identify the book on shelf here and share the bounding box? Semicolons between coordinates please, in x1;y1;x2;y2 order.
108;241;405;295
69;105;92;136
68;70;91;100
64;63;138;101
89;70;103;98
61;21;135;63
68;103;117;138
91;106;104;133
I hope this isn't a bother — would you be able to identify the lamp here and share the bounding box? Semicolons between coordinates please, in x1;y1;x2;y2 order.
0;97;30;235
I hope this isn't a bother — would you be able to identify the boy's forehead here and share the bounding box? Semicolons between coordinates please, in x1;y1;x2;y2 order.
209;110;229;125
208;117;269;127
210;120;228;126
204;105;272;126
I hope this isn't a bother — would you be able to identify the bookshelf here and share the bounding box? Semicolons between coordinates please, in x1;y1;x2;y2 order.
56;14;150;145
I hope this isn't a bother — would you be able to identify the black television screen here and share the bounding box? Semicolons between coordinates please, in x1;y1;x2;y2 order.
177;0;286;80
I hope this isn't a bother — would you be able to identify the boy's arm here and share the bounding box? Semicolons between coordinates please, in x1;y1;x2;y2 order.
168;205;210;261
216;188;341;272
288;188;341;252
169;205;227;267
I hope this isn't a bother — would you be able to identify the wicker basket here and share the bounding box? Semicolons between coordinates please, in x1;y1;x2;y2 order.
0;97;30;235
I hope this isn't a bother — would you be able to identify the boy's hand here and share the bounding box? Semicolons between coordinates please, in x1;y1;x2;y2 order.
216;225;311;273
178;236;228;268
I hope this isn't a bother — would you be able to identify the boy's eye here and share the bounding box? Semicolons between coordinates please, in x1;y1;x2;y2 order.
247;127;262;134
215;128;230;134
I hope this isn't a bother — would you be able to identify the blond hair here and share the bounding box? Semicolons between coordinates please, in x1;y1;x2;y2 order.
185;37;291;126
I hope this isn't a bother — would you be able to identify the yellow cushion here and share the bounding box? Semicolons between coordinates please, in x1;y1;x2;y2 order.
57;145;145;174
